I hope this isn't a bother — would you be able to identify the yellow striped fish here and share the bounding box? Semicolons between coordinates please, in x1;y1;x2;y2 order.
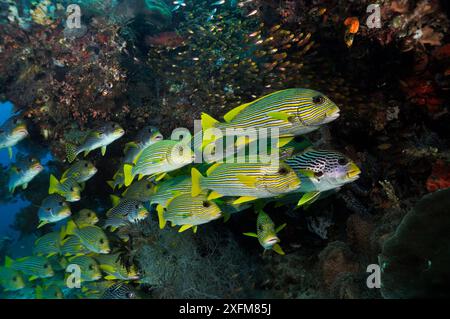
37;194;72;228
243;210;286;255
149;175;192;207
8;156;43;193
61;160;98;184
62;221;110;254
0;116;28;159
94;254;139;281
191;159;301;204
33;231;62;257
0;267;26;291
60;236;90;257
122;179;156;202
201;88;340;147
67;255;102;282
73;209;99;226
49;175;82;202
157;192;222;233
123;140;194;187
4;256;54;281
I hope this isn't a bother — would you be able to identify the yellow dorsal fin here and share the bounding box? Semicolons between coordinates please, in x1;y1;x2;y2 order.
272;244;285;255
206;163;222;176
223;102;251;122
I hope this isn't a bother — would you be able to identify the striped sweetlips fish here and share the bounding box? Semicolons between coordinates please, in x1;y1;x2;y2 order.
0;116;28;159
284;149;361;206
201;88;340;148
123;139;194;186
8;155;44;193
191;156;302;204
157;192;223;233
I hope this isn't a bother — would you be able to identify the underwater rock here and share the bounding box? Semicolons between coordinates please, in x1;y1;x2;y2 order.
346;214;375;254
318;241;360;289
379;188;450;298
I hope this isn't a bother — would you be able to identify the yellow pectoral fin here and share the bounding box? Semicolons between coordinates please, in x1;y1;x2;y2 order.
37;221;49;229
236;175;257;188
272;244;285;255
243;232;258;238
178;224;193;233
233;196;258;204
297;191;321;207
101;146;107;156
277;137;294;148
267;111;292;122
8;147;13;159
275;223;287;234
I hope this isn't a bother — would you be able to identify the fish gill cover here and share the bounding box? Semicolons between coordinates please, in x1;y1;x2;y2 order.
0;0;449;299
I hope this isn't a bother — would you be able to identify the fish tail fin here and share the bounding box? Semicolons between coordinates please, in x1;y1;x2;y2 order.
156;205;166;229
201;113;220;147
48;174;60;195
191;168;204;197
64;220;77;236
123;164;134;187
65;143;78;163
106;180;116;191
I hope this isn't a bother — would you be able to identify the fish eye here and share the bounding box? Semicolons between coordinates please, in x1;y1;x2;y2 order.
126;292;135;299
314;171;324;178
146;184;151;189
135;205;140;209
84;163;89;168
12;276;17;282
46;207;52;212
0;129;4;134
312;95;325;105
87;212;92;217
54;292;59;297
338;158;348;165
43;263;49;269
17;167;22;172
278;167;289;175
59;202;64;206
13;119;18;124
88;264;94;271
99;238;105;244
202;201;211;208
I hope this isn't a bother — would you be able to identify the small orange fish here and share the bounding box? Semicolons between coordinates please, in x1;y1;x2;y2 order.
344;17;360;34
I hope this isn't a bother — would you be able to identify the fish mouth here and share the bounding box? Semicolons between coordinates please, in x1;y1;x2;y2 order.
346;162;361;180
263;236;280;249
12;125;29;136
101;248;111;254
324;109;340;122
115;128;125;136
31;163;44;172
